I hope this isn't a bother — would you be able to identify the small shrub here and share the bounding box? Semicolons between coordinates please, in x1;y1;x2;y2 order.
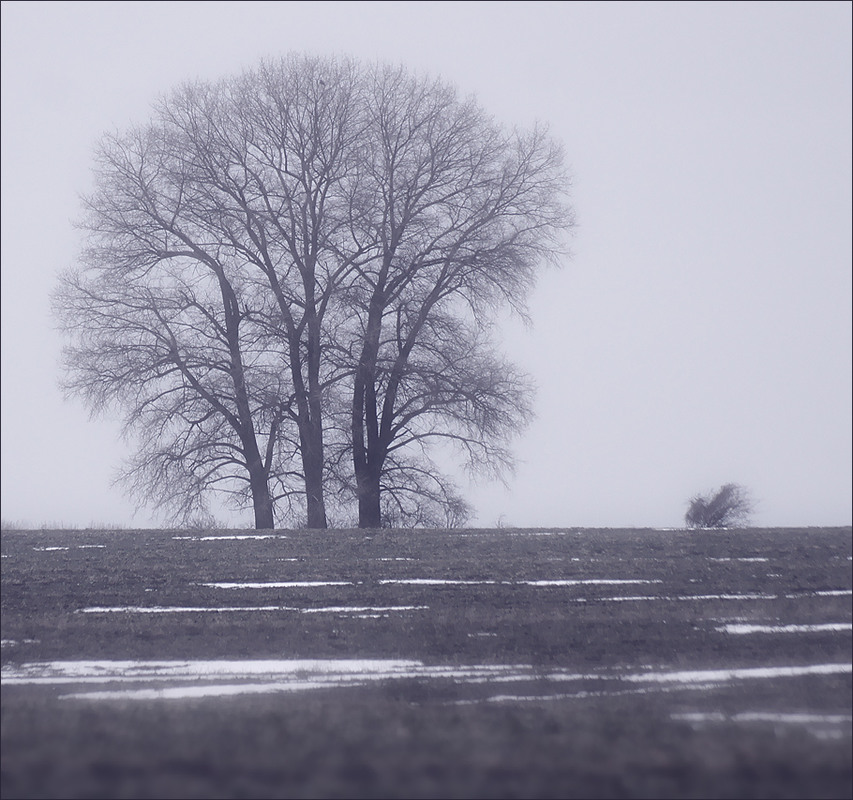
685;483;753;529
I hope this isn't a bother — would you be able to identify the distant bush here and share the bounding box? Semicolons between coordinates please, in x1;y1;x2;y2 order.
685;483;753;529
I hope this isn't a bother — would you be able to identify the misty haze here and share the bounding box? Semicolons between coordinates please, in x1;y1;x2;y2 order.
1;2;850;799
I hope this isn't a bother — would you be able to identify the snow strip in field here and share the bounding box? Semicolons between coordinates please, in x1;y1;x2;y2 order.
174;535;287;541
521;579;663;586
188;583;850;601
77;606;301;614
378;579;497;585
300;605;427;614
2;659;422;684
673;712;852;724
623;663;851;684
2;660;523;694
3;659;850;702
377;579;662;586
569;592;778;603
716;623;852;635
77;605;428;615
32;545;107;552
709;557;769;562
777;589;853;600
565;589;853;603
201;581;354;588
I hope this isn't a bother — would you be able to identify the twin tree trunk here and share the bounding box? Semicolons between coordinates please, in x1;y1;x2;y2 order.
352;371;385;528
352;294;386;528
247;453;275;530
247;430;322;530
300;421;328;530
302;310;328;530
352;374;382;527
355;450;384;529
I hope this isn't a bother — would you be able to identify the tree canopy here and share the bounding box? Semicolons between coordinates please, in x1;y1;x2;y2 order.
55;54;573;529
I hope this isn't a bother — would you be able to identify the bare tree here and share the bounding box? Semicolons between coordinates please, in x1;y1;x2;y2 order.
56;56;572;530
147;57;368;528
684;483;754;529
54;175;298;527
343;66;572;527
57;56;368;528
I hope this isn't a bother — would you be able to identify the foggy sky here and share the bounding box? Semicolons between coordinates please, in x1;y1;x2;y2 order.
1;1;850;529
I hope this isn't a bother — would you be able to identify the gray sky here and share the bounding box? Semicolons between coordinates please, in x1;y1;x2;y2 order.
2;1;850;529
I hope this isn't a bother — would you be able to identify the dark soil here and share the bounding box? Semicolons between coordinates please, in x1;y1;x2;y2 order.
2;526;851;799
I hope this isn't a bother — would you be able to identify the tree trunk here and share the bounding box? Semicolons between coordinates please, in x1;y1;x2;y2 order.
215;274;276;530
300;421;328;529
242;434;275;530
353;387;384;528
303;442;327;529
304;313;328;529
249;471;275;529
357;461;382;528
352;291;386;529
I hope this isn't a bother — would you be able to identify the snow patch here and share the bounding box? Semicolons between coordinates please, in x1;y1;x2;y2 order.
709;557;769;562
379;579;497;586
78;605;299;614
5;659;850;703
300;605;427;614
377;578;661;587
673;712;852;724
521;579;662;587
62;681;345;700
174;535;286;541
624;663;851;684
201;581;353;589
716;623;852;635
576;592;778;603
77;605;427;615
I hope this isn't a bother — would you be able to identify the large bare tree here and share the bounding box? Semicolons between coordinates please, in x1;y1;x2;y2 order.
56;55;572;529
58;56;365;528
343;67;572;527
54;139;298;527
147;58;368;527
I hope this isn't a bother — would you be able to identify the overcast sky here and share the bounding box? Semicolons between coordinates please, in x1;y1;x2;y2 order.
2;1;850;529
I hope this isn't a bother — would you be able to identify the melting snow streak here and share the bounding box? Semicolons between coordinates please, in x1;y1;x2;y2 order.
3;659;849;702
716;623;852;635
